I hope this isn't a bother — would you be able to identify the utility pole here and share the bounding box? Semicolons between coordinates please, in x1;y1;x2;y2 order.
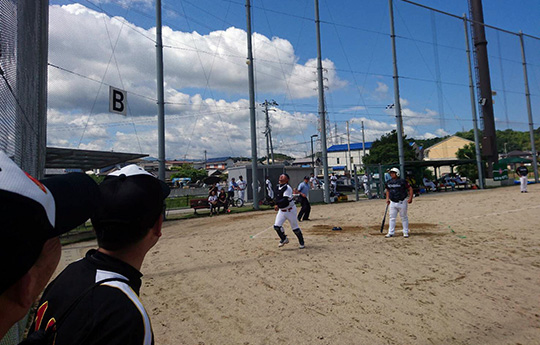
314;0;330;203
518;32;539;183
346;120;351;176
361;121;366;168
204;150;207;165
311;134;318;168
246;0;259;209
156;0;166;181
388;0;405;178
463;15;484;189
261;100;278;165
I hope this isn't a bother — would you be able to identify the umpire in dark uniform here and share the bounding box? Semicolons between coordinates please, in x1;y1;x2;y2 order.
296;176;311;221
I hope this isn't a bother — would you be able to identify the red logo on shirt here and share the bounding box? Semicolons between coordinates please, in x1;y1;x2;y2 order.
25;172;48;194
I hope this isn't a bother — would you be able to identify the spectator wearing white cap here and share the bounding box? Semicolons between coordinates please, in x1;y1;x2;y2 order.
0;151;99;342
27;165;170;345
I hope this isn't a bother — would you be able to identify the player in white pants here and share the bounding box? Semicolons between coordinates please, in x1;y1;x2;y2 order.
273;174;305;249
385;168;414;238
516;163;529;193
237;175;247;201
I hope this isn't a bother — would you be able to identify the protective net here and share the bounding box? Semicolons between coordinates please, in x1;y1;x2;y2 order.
0;0;47;177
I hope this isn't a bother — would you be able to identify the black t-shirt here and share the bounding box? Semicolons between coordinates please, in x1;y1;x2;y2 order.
517;166;528;177
28;250;153;345
385;178;410;202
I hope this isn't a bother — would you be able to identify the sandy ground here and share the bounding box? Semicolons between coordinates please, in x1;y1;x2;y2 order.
59;185;540;345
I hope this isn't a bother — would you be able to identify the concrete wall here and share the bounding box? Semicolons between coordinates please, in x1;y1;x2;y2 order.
327;149;369;172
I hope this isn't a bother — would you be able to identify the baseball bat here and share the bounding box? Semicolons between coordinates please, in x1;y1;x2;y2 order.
380;203;389;233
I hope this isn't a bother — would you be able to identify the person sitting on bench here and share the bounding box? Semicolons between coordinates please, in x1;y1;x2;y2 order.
208;189;218;215
423;177;437;191
217;189;230;213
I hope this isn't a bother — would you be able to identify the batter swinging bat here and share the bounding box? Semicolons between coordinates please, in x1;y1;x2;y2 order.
380;203;389;233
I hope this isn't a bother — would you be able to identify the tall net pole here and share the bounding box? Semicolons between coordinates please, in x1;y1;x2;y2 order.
518;32;539;183
463;15;484;189
314;0;330;203
246;0;259;209
156;0;166;181
388;0;405;178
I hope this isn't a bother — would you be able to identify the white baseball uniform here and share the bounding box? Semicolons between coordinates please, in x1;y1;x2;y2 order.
237;179;247;201
274;184;299;230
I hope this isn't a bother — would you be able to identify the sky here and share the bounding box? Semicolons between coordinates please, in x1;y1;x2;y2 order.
46;0;540;160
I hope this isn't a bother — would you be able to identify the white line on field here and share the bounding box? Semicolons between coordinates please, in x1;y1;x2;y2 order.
251;225;274;239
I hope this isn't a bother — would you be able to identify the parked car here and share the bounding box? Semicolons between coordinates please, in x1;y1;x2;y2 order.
336;180;354;192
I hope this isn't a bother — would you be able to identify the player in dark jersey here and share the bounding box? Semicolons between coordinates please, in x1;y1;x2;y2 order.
516;163;529;193
27;165;170;345
385;167;414;238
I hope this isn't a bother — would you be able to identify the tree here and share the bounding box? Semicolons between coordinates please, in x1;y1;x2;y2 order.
455;128;540;154
363;130;418;165
455;143;485;181
170;164;207;182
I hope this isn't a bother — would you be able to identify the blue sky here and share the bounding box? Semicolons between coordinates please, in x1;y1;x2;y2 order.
46;0;540;159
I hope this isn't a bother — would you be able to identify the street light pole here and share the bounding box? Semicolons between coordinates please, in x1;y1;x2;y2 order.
311;134;318;168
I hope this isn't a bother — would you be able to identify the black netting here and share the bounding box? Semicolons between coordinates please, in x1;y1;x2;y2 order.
0;0;47;177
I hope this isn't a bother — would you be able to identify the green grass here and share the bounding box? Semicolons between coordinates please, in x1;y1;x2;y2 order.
60;223;96;245
165;204;275;220
165;195;207;209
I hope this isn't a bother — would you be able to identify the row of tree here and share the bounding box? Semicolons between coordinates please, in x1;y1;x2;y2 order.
170;128;539;182
362;128;540;180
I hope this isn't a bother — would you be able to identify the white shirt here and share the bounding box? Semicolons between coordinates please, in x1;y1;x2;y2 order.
237;179;247;190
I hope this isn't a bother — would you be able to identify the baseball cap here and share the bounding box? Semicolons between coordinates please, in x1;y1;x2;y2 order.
0;151;100;294
91;165;170;231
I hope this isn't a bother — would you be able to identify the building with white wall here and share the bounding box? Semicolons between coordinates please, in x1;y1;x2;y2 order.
327;142;372;173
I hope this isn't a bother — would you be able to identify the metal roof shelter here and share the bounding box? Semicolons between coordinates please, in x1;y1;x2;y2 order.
46;147;147;171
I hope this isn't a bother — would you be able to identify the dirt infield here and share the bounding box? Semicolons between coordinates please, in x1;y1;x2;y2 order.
63;185;540;344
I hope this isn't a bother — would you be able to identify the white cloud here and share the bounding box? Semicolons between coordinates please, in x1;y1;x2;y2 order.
48;4;346;111
47;92;318;159
374;82;389;99
435;128;450;137
46;4;345;158
339;106;366;113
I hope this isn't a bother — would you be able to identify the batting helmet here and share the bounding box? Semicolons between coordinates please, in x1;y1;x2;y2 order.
389;167;400;177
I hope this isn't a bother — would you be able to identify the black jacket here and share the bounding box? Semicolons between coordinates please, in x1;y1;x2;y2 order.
28;250;153;345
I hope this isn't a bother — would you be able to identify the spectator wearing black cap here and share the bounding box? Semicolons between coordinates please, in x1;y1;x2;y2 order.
27;164;170;345
0;151;99;342
296;176;311;221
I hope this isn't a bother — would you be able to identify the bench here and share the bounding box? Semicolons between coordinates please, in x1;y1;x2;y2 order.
190;198;210;214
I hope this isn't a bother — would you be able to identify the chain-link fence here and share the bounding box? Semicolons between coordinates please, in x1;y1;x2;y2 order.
0;0;48;177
